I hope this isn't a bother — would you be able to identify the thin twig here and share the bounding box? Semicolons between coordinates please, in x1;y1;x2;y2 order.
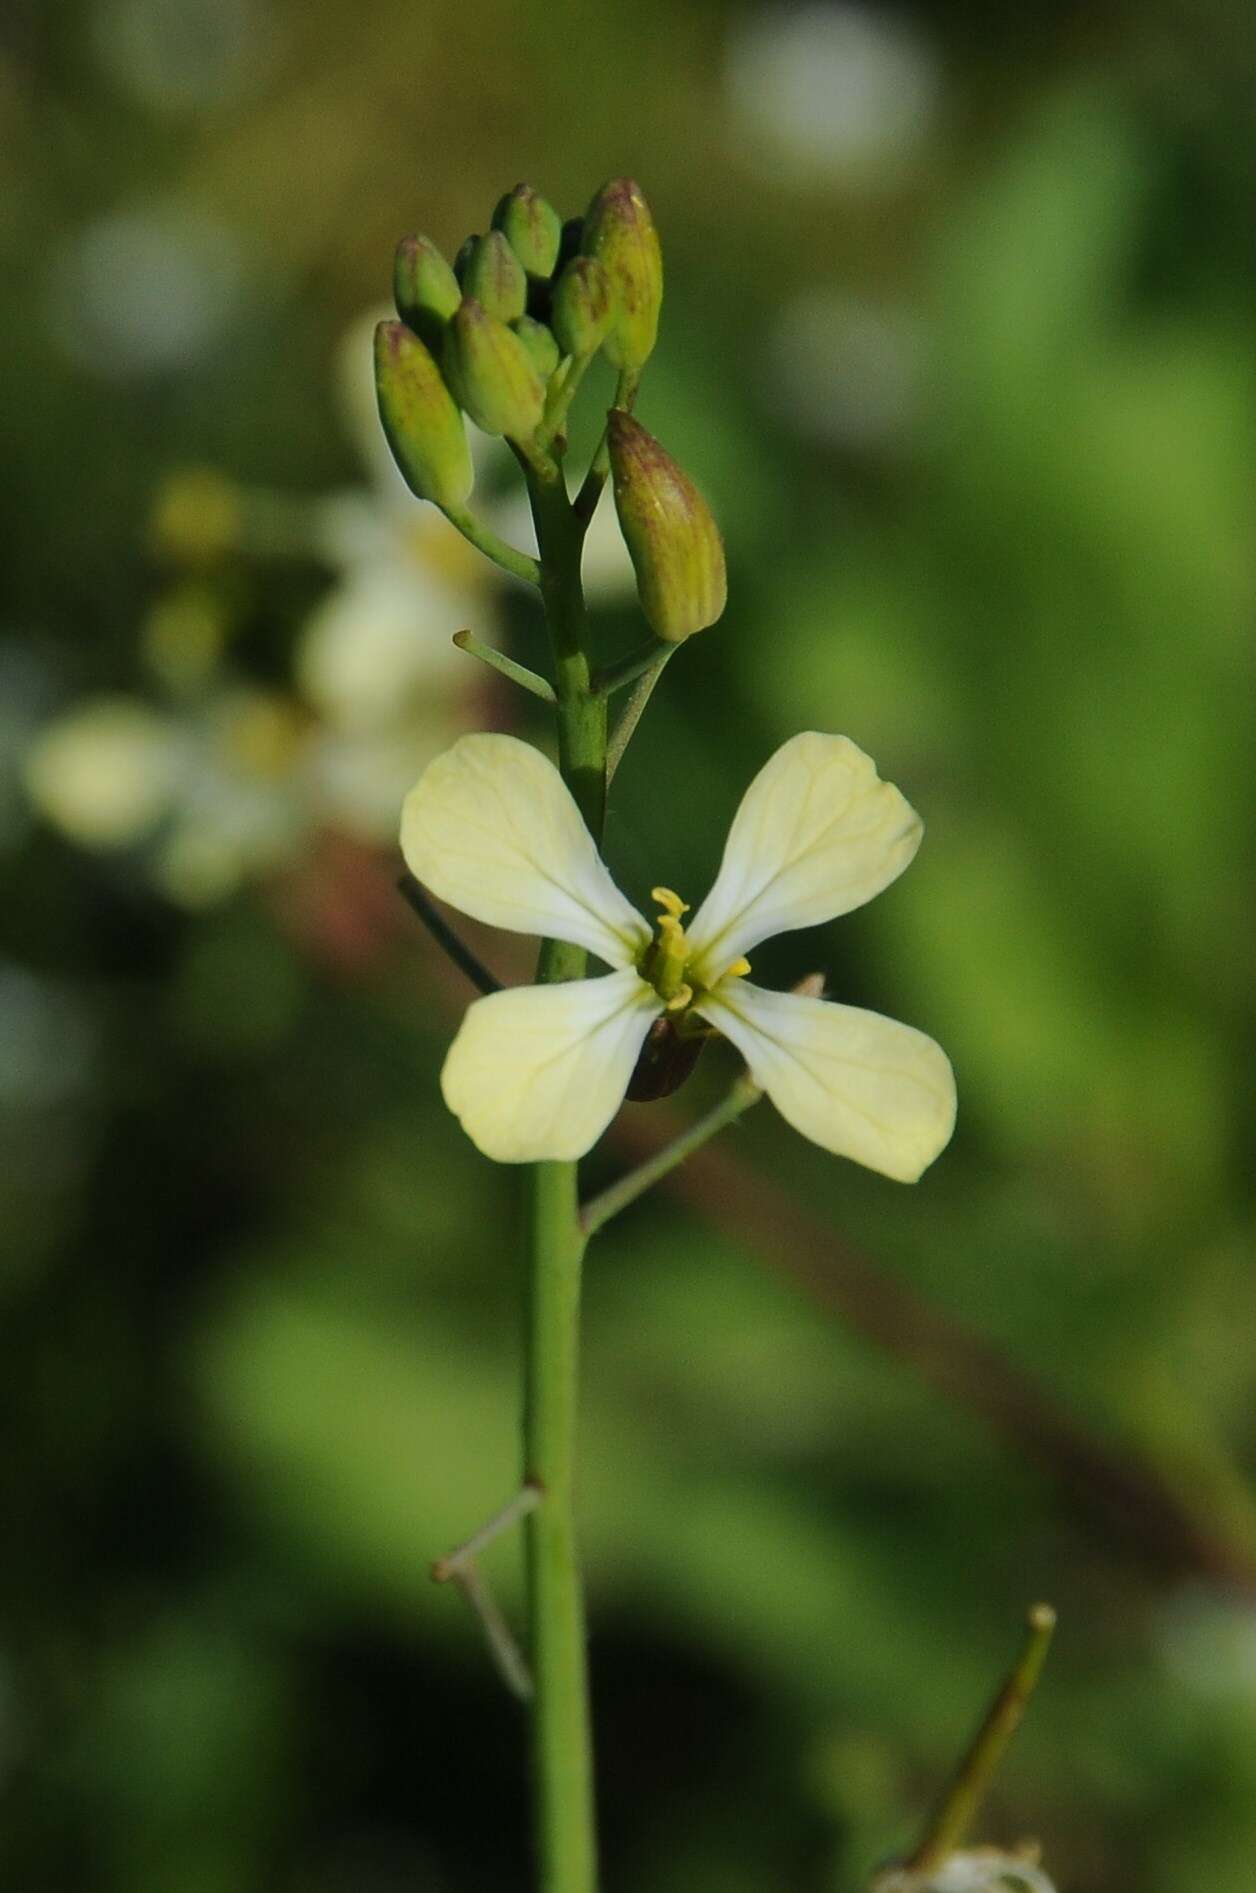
574;368;639;524
593;636;670;699
450;1559;534;1702
396;873;502;995
441;504;540;586
431;1484;543;1582
907;1605;1057;1875
452;629;556;703
581;1071;762;1236
606;645;673;782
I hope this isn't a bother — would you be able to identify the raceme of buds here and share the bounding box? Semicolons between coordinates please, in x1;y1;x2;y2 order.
581;178;663;373
444;298;545;440
550;256;615;360
492;184;563;279
393;235;461;353
458;231;527;324
513;315;561;382
608;410;725;641
374;320;474;510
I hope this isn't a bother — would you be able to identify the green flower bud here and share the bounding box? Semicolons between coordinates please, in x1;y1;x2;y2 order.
512;315;561;381
374;320;474;510
581;178;663;373
550;256;615;359
393;235;461;352
445;298;545;440
608;410;725;641
492;183;563;278
452;235;478;282
458;231;527;323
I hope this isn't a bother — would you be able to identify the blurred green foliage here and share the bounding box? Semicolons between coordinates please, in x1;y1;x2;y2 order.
3;2;1256;1889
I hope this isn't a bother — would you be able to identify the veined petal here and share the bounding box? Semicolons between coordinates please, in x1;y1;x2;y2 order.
686;733;922;981
441;969;662;1162
697;979;955;1182
401;732;648;964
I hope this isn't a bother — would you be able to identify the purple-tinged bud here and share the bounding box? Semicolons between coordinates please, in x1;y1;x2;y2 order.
608;410;725;641
444;298;545;440
458;230;527;323
550;256;615;359
393;235;461;352
492;183;563;278
374;320;474;510
581;178;662;372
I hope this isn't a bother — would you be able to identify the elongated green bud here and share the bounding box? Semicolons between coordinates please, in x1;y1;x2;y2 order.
492;183;563;278
445;298;545;440
393;235;461;351
550;256;615;359
581;178;662;372
512;315;560;381
608;410;725;640
458;231;527;323
374;320;474;509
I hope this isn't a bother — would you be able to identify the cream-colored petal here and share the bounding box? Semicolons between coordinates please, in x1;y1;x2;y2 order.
697;978;955;1181
441;969;662;1162
686;732;922;981
401;733;649;965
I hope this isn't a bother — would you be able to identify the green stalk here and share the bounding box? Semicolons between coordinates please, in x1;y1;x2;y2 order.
522;450;605;1893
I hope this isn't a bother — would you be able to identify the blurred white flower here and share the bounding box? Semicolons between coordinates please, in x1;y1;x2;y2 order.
726;3;940;186
24;698;182;849
24;687;308;908
91;0;277;113
875;1850;1056;1892
26;304;633;906
49;206;249;378
297;311;491;732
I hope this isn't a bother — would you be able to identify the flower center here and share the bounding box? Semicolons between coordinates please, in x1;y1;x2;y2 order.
640;886;750;1015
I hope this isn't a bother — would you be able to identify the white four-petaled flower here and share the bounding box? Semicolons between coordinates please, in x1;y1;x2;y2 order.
401;730;956;1178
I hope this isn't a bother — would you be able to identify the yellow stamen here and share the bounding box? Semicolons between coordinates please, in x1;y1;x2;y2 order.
651;885;690;919
723;956;751;979
665;983;693;1012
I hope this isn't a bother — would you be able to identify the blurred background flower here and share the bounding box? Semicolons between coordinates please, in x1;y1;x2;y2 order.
4;3;1256;1890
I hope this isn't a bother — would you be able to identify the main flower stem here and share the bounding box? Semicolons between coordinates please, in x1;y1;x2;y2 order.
523;453;604;1893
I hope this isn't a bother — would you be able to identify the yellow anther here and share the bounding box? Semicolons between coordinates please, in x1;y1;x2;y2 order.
651;885;690;919
723;956;751;979
665;983;693;1012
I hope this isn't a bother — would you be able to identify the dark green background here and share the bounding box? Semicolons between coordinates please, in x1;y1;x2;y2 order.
3;1;1256;1886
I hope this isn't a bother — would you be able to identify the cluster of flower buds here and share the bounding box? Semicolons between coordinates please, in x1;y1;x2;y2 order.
375;178;662;489
375;175;726;643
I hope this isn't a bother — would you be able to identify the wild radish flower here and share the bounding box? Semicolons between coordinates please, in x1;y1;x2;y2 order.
402;729;955;1178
